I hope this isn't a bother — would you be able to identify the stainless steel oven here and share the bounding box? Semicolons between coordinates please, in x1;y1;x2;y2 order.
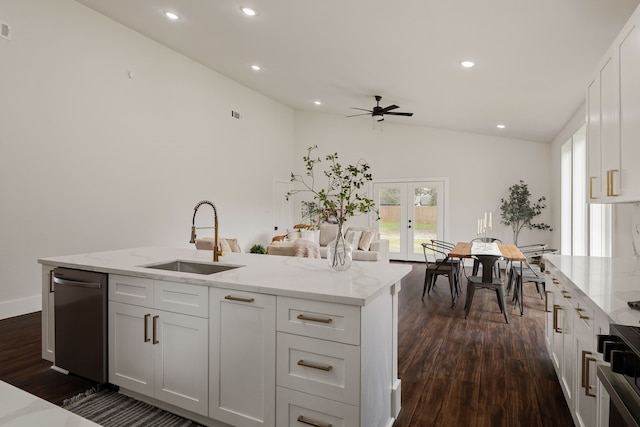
598;324;640;427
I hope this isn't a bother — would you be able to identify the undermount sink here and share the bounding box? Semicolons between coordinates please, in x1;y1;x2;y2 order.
142;260;240;275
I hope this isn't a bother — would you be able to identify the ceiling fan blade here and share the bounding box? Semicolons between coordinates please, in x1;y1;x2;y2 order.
385;112;413;117
345;113;373;118
350;107;373;113
380;105;399;113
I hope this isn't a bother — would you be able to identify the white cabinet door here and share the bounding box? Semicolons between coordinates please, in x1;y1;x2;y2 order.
109;301;209;416
154;310;209;416
559;287;575;412
586;76;602;201
210;288;276;427
600;50;621;200
619;20;640;201
109;302;154;396
574;320;598;427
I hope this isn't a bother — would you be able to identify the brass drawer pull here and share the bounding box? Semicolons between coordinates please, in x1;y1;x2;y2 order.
607;169;620;197
553;304;563;333
585;355;597;398
297;415;332;427
576;308;590;320
224;295;255;303
297;359;333;372
589;176;596;199
152;315;159;345
297;314;333;324
544;291;552;313
144;313;151;342
562;291;572;299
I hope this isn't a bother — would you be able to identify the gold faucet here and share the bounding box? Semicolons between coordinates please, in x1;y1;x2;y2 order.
189;200;223;261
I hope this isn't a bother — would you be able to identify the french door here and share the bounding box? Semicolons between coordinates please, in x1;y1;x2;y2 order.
373;180;446;261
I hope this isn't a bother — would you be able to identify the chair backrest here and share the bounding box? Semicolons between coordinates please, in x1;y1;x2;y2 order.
473;255;502;283
431;239;455;251
421;242;448;266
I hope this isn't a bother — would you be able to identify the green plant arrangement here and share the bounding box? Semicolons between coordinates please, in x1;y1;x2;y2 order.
286;145;378;270
249;244;266;254
499;180;552;245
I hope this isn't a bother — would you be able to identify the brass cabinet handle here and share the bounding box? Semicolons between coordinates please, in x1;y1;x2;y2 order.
581;350;590;389
553;304;563;333
552;279;560;284
296;415;332;427
297;359;333;372
144;313;151;342
544;291;552;313
607;169;619;197
589;176;596;199
585;355;597;398
297;314;333;324
152;315;159;345
562;290;572;299
224;295;255;303
576;308;590;320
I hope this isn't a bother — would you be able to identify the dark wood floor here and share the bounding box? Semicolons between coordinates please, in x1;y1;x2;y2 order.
0;262;573;426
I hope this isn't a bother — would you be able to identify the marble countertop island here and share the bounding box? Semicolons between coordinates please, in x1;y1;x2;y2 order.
0;381;99;427
545;254;640;326
39;246;412;306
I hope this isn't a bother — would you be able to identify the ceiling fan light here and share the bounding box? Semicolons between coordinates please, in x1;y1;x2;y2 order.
375;115;384;122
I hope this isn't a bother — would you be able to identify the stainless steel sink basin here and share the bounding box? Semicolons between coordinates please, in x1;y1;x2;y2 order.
143;260;240;275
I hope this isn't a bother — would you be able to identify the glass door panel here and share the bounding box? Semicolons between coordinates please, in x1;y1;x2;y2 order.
410;183;444;260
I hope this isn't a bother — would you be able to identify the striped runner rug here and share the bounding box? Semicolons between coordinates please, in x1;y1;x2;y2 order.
62;388;205;427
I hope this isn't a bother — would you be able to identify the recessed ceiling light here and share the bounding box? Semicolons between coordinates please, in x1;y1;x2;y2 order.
314;100;322;106
241;7;256;16
460;60;475;68
251;65;261;71
164;11;180;20
497;124;506;129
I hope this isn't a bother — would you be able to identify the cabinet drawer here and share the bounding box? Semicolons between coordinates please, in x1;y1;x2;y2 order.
276;386;359;427
277;297;360;345
277;332;360;405
109;275;154;307
155;281;209;318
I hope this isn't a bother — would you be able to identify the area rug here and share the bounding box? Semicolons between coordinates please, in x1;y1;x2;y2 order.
62;388;205;427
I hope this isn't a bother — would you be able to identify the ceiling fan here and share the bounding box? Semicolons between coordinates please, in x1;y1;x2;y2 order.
346;95;413;122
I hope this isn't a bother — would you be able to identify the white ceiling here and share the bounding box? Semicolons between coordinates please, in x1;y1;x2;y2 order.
75;0;639;143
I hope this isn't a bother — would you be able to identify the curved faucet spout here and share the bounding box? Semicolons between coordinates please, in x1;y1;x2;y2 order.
190;200;222;261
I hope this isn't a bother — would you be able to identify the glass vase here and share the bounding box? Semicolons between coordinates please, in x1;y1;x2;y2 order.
326;226;353;271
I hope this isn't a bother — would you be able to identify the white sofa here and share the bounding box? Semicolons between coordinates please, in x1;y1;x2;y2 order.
267;224;390;262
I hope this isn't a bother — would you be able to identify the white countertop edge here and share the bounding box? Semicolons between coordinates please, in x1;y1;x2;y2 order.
38;247;412;306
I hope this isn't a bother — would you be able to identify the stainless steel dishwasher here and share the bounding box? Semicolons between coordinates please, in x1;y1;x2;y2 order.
53;267;107;383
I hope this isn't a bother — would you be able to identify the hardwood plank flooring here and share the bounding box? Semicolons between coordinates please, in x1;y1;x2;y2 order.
0;262;574;426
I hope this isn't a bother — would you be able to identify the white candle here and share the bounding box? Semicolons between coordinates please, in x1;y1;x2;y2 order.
484;211;488;231
489;211;492;228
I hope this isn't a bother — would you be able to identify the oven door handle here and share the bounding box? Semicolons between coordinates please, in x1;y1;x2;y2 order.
597;365;640;427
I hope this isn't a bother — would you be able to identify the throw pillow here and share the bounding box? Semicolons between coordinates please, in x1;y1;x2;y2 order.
226;238;241;252
287;230;301;241
219;238;232;254
319;224;339;246
300;229;316;243
345;230;362;248
359;230;376;251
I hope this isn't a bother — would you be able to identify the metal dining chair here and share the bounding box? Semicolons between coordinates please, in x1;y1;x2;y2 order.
421;242;460;307
464;254;509;324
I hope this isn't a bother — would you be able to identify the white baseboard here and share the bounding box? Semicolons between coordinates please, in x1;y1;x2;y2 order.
0;295;41;320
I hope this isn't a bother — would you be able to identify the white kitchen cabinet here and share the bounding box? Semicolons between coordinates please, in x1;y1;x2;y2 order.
276;286;400;427
544;260;612;427
618;15;640;201
41;265;55;362
209;288;276;427
108;275;209;416
587;3;640;202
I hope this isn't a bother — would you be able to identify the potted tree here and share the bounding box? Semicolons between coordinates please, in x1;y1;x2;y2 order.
286;145;378;270
499;180;552;246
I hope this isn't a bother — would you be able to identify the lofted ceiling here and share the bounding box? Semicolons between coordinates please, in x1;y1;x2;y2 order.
75;0;639;143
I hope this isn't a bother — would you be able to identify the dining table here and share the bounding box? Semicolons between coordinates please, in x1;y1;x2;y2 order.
447;241;527;314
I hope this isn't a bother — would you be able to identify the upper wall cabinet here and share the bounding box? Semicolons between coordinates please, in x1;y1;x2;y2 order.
587;4;640;203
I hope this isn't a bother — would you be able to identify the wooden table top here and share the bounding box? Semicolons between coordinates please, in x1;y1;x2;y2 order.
448;242;526;261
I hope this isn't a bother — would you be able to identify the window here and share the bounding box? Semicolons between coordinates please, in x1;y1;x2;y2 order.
561;124;611;256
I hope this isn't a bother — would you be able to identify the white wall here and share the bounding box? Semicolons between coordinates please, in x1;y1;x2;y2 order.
0;0;295;318
294;112;554;246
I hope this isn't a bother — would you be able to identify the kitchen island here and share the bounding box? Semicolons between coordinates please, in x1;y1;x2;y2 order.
39;247;411;427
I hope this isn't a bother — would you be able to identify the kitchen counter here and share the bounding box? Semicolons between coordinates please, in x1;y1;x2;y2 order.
38;246;411;306
544;254;640;325
0;381;99;427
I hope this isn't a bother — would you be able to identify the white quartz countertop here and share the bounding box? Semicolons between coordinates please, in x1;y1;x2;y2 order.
544;254;640;326
0;381;99;427
38;247;411;306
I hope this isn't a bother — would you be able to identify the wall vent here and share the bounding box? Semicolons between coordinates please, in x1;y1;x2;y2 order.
0;22;11;40
231;110;240;119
